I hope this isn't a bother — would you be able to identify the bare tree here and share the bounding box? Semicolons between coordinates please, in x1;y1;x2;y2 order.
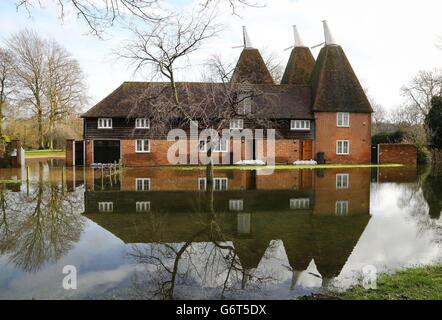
118;10;221;181
400;69;442;124
7;29;47;149
261;48;283;84
45;40;88;149
0;48;15;136
364;88;388;135
15;0;263;36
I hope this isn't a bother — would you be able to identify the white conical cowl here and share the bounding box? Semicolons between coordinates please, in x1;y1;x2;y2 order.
322;20;338;45
293;25;305;47
243;26;253;48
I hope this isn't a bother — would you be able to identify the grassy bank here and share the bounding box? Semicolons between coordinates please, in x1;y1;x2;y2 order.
335;264;442;300
25;149;65;158
165;163;404;171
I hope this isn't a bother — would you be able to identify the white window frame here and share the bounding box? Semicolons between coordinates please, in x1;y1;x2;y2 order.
230;119;244;130
337;112;350;127
336;140;350;155
214;138;228;153
199;138;228;153
214;178;228;191
199;140;207;153
98;202;113;212
135;118;150;129
198;177;228;191
336;174;350;189
290;198;310;209
135;178;151;191
335;201;349;216
98;118;112;129
198;177;207;191
237;213;251;234
290;120;311;131
136;139;150;153
136;201;151;212
229;200;244;211
237;94;252;115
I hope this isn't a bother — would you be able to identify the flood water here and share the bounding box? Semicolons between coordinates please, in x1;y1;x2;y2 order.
0;160;441;299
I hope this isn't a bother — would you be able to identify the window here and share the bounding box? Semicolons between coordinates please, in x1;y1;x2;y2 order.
136;139;150;153
337;112;350;127
336;174;350;189
135;118;150;129
136;201;151;212
230;119;243;130
229;200;244;211
199;138;228;153
214;178;228;191
336;140;349;155
98;118;112;129
198;177;228;191
98;202;113;212
135;178;150;191
214;138;228;152
291;120;311;131
198;177;207;191
290;198;310;209
199;140;206;152
237;94;252;115
237;213;251;234
335;201;349;216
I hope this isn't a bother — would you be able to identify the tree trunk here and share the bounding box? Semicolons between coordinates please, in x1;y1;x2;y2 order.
49;114;54;150
0;100;3;137
37;107;44;150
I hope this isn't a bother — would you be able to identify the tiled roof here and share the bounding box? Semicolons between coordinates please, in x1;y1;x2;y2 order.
82;81;313;119
281;47;315;86
310;45;373;113
230;48;274;84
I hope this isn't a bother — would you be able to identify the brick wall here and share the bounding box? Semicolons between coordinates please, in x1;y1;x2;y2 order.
313;168;371;216
84;138;313;166
378;144;417;165
378;166;417;183
65;139;74;166
314;112;371;163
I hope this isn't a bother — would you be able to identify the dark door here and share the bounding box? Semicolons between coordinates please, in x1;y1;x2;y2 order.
94;140;120;164
75;141;84;166
371;144;378;164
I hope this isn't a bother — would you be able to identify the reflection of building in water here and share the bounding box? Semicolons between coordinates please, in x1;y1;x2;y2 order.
422;168;442;219
73;167;371;283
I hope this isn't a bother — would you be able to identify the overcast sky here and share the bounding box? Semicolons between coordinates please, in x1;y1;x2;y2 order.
1;0;441;111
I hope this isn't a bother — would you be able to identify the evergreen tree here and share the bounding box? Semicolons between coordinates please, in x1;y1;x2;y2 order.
425;96;442;148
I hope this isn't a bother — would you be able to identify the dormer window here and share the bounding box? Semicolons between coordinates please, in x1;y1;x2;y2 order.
237;93;252;115
135;118;150;129
291;120;310;131
337;112;350;127
98;118;112;129
230;119;243;130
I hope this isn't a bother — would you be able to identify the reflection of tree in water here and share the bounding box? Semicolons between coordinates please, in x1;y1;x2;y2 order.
396;166;442;244
127;185;278;300
0;163;85;272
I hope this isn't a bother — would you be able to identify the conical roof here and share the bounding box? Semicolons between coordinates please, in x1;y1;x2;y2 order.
230;48;274;84
310;45;372;113
281;47;315;85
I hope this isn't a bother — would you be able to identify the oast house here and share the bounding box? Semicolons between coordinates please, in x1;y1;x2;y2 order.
71;21;372;166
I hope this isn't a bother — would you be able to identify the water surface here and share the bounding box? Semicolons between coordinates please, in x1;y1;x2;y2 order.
0;160;440;299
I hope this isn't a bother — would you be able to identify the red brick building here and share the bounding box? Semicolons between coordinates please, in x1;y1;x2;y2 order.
74;22;372;167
